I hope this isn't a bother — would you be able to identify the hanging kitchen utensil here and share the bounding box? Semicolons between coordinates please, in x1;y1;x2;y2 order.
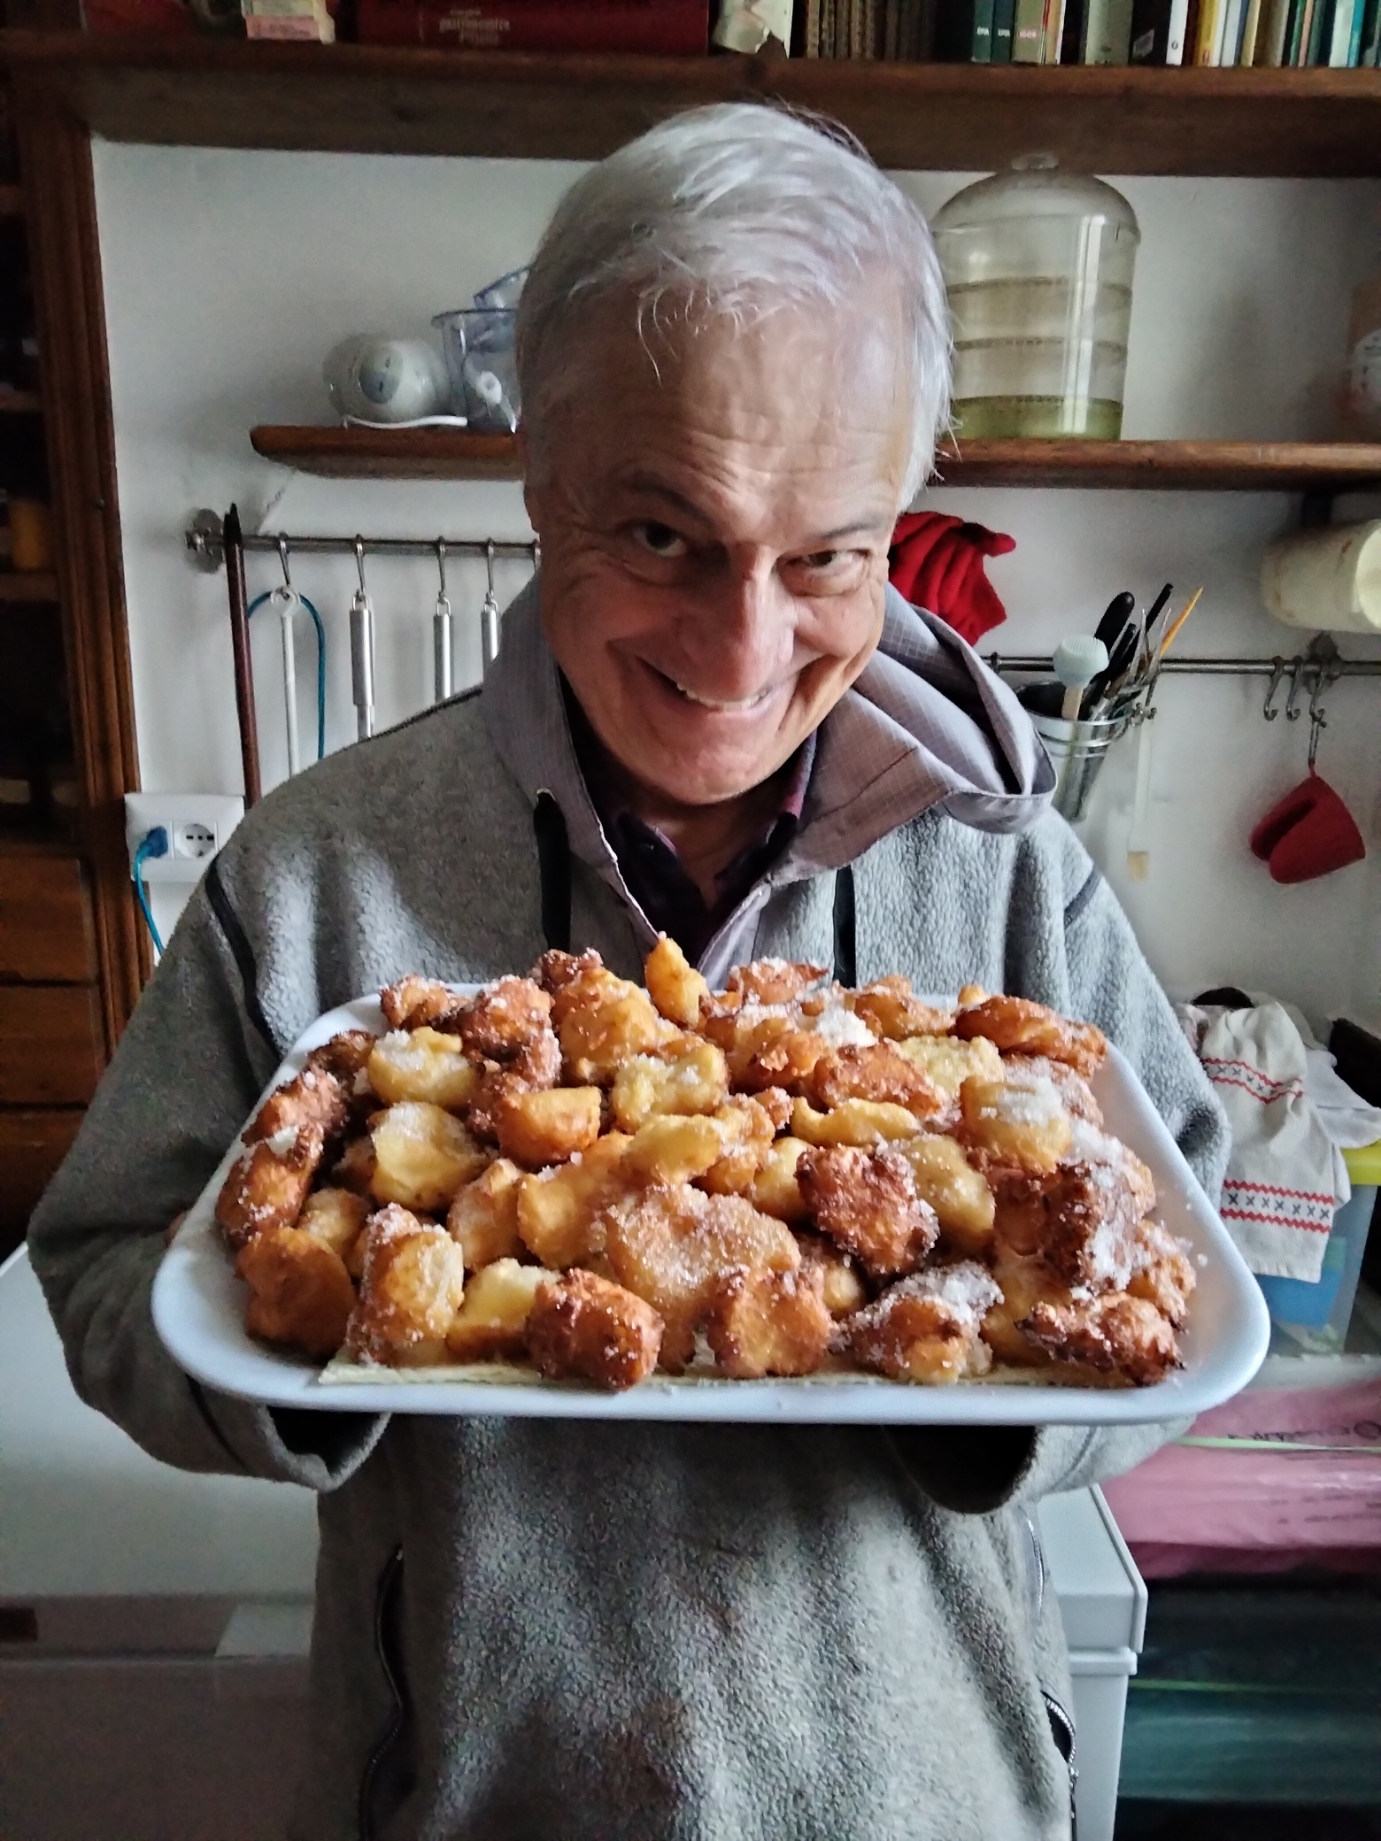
273;536;303;776
480;539;501;676
350;535;376;741
1249;642;1365;884
434;537;455;704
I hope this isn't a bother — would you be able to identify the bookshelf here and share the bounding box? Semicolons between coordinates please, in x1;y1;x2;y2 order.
250;426;1381;490
1;33;1381;176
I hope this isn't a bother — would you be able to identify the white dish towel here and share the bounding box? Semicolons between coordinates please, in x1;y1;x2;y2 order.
1194;1002;1355;1282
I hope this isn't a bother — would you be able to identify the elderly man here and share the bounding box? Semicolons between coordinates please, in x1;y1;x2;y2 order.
30;104;1223;1841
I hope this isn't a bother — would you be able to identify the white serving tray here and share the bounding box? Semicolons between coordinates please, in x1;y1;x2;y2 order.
153;992;1270;1424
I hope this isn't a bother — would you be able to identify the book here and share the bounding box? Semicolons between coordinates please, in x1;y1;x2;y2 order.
1327;0;1354;56
992;0;1017;57
1191;0;1220;56
1304;0;1332;57
355;0;710;48
1129;0;1187;60
1083;0;1133;56
1256;0;1291;57
1217;0;1245;58
1237;0;1263;61
940;0;997;56
1057;0;1085;56
1042;0;1067;58
1286;0;1313;60
1012;0;1046;55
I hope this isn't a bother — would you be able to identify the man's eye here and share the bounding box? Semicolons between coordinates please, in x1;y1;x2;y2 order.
632;522;689;559
798;550;844;570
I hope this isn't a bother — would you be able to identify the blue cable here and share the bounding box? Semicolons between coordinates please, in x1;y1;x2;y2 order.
132;827;168;956
248;589;328;762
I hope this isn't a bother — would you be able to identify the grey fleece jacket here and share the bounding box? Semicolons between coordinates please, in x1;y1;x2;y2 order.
29;582;1228;1841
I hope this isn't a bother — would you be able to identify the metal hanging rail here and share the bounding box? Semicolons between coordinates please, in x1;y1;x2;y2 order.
985;653;1381;677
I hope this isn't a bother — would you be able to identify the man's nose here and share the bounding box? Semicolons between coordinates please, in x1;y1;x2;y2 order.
690;559;793;697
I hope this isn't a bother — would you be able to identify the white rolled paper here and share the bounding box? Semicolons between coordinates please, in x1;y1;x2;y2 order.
1260;519;1381;634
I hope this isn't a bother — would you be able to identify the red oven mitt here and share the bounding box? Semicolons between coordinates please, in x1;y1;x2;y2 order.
888;511;1016;645
1249;771;1366;884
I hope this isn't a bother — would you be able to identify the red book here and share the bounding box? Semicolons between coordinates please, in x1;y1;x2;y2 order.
355;0;710;51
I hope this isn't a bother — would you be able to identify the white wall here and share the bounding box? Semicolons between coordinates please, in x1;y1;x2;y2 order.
92;143;1381;1028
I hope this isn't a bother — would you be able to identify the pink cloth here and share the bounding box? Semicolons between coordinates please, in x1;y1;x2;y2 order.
1102;1377;1381;1577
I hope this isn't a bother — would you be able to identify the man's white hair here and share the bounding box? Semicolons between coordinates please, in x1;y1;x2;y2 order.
516;102;951;503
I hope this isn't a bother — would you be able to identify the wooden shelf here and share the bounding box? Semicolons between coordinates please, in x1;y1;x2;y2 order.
3;34;1381;175
251;424;522;479
250;426;1381;490
0;183;23;217
0;572;59;601
0;389;41;414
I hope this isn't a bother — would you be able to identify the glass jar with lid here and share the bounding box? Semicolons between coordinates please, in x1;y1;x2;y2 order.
931;157;1141;440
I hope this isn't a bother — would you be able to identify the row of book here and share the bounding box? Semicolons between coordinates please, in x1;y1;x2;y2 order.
336;0;1381;58
803;0;1381;60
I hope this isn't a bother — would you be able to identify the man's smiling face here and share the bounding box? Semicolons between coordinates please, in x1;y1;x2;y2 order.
523;293;913;812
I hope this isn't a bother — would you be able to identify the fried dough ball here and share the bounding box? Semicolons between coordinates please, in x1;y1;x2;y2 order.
446;1158;524;1270
526;1267;663;1391
367;1028;481;1112
494;1084;603;1167
895;1133;996;1258
698;1009;831;1096
725;958;827;1005
796;1144;939;1279
958;1070;1072;1174
955;995;1107;1079
332;1133;377;1197
991;1159;1145;1293
696;1094;781;1196
623;1113;730;1186
345;1205;467;1367
369;1101;489;1213
216;1124;325;1250
237;1226;356;1358
457;975;553;1064
795;1230;868;1317
1063;1117;1156;1219
894;1031;1003;1100
297;1186;370;1265
467;1030;563;1141
980;1247;1065;1367
1004;1054;1103;1127
603;1184;801;1369
746;1135;810;1224
445;1257;550;1362
533;945;603;1000
1021;1292;1180;1386
1127;1218;1196;1327
809;1042;946;1117
380;974;464;1032
791;1096;923;1148
847;977;955;1042
610;1036;728;1132
246;1067;350;1147
644;934;712;1029
841;1263;1001;1384
558;974;676;1084
304;1029;377;1083
705;1266;833;1378
516;1132;632;1269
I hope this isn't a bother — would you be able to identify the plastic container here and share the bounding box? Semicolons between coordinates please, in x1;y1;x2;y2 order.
1256;1142;1380;1352
431;307;520;433
931;158;1141;440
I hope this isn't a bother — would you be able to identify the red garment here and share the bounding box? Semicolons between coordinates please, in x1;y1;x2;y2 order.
1249;770;1367;884
888;511;1015;646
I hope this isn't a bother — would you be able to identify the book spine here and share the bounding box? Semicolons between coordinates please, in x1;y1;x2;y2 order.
356;0;710;49
1328;0;1354;56
1087;0;1132;54
1042;0;1067;58
1013;0;1046;54
1237;0;1263;60
1191;0;1219;58
1259;0;1289;57
1358;0;1379;59
974;0;997;56
1286;0;1311;61
992;0;1017;57
1217;0;1244;58
1164;0;1190;53
1305;0;1331;57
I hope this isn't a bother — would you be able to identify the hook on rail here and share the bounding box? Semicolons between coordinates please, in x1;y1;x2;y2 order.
1263;658;1286;720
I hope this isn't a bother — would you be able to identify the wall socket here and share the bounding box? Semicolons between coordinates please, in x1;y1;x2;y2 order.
125;792;245;884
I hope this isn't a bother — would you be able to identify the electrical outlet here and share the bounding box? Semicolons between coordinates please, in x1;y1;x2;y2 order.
125;792;245;884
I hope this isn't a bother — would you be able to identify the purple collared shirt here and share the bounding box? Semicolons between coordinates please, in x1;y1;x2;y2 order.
564;682;815;965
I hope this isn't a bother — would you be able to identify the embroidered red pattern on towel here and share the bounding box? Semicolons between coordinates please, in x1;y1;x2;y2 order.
1201;1058;1307;1105
1220;1178;1335;1235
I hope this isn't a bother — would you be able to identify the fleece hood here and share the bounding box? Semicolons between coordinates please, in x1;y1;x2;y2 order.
483;577;1054;969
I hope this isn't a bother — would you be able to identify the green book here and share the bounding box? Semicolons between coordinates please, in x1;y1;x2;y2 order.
1013;0;1047;54
992;0;1017;55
